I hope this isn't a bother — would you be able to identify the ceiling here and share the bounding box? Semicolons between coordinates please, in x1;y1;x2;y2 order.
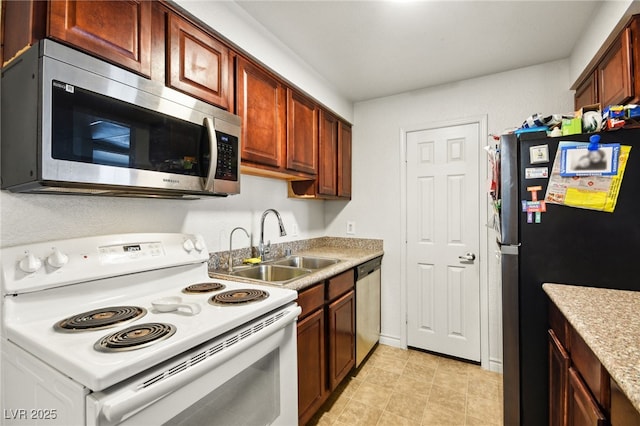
235;0;602;102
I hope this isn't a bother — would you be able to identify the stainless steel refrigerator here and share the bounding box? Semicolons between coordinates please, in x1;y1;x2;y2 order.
499;128;640;425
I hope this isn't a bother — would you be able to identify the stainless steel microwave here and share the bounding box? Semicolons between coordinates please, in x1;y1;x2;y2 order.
1;40;241;198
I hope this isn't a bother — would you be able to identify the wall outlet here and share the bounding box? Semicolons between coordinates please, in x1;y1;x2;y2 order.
291;223;299;237
346;221;356;235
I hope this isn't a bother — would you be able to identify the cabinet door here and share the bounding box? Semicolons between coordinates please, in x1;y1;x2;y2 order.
338;121;352;199
567;368;606;426
575;72;598;110
236;57;285;168
2;0;46;66
287;89;318;175
168;14;230;110
297;308;327;426
611;378;640;425
318;110;339;196
599;27;633;107
48;1;151;77
328;290;355;391
549;329;570;426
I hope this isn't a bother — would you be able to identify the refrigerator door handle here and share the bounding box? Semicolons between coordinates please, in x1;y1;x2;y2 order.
501;245;519;255
496;237;521;248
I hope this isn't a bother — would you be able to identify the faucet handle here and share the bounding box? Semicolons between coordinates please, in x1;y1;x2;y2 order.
285;247;292;257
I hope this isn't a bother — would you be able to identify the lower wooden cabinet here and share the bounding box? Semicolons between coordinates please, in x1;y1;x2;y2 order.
297;308;327;425
549;329;570;426
548;299;640;426
296;270;356;425
568;368;606;426
328;290;355;390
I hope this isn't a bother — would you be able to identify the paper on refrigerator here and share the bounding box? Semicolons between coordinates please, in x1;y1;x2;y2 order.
544;141;631;213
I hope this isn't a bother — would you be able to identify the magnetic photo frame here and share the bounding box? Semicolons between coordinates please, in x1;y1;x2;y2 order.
560;144;620;177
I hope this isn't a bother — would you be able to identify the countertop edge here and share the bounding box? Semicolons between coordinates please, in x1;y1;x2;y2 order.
543;283;640;413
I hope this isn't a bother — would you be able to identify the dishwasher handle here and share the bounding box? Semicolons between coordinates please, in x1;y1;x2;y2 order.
356;256;382;280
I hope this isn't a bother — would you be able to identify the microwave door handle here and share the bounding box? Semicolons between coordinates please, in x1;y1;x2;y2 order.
203;117;217;192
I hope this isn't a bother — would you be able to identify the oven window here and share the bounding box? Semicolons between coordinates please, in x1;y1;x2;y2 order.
50;80;208;176
163;350;280;426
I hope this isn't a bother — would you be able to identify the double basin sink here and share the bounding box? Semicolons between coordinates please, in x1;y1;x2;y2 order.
225;256;341;285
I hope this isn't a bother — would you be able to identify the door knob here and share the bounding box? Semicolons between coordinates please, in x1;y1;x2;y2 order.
458;253;476;261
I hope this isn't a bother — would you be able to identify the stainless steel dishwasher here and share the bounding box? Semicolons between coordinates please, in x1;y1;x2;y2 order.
355;256;382;367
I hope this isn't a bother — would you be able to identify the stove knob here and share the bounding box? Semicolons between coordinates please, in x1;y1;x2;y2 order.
19;253;42;273
47;248;69;268
194;240;205;252
183;239;195;253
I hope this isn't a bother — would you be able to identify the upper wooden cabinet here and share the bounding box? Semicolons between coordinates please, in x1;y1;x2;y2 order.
575;15;640;109
1;0;353;197
598;27;633;107
1;1;46;67
48;0;152;77
236;57;286;168
288;114;352;200
287;89;319;175
318;110;339;196
338;122;352;199
574;72;598;110
167;13;230;110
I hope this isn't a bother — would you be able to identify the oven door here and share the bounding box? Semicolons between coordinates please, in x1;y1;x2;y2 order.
86;304;300;426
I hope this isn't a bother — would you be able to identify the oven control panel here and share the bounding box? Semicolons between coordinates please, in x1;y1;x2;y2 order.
98;242;164;264
1;233;209;295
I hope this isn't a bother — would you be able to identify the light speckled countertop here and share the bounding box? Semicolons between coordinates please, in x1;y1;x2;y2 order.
543;283;640;412
209;238;383;292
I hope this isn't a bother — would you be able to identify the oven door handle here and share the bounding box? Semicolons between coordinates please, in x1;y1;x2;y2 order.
99;306;301;424
203;117;217;193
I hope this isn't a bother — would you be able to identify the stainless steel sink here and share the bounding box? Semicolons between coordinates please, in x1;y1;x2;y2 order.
271;256;340;270
229;264;311;284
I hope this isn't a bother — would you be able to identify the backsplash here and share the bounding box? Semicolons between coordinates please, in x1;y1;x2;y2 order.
208;236;383;271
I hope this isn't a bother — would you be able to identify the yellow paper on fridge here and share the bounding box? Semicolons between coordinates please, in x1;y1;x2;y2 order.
545;143;631;213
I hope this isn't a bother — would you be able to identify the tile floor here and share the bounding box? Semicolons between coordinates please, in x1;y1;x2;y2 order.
308;344;504;426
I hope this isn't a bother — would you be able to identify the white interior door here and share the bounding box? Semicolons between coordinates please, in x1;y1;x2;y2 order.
406;123;481;361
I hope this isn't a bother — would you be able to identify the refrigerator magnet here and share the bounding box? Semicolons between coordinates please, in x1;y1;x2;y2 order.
529;145;549;164
525;167;549;179
559;143;620;177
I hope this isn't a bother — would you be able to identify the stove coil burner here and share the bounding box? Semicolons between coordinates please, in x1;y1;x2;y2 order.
182;282;226;294
54;306;147;332
209;289;269;305
94;323;176;352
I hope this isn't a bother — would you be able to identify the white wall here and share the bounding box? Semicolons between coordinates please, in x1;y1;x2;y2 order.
325;59;575;369
174;0;353;122
0;175;324;250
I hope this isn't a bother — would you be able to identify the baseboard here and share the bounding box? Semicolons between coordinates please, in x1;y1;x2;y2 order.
489;358;503;374
378;334;403;349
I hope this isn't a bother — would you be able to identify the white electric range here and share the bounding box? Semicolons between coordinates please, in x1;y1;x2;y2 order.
0;233;300;426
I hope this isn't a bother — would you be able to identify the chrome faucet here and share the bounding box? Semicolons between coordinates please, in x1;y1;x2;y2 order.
228;227;250;272
259;209;287;261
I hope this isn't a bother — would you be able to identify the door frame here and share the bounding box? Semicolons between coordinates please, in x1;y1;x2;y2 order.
399;115;490;369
